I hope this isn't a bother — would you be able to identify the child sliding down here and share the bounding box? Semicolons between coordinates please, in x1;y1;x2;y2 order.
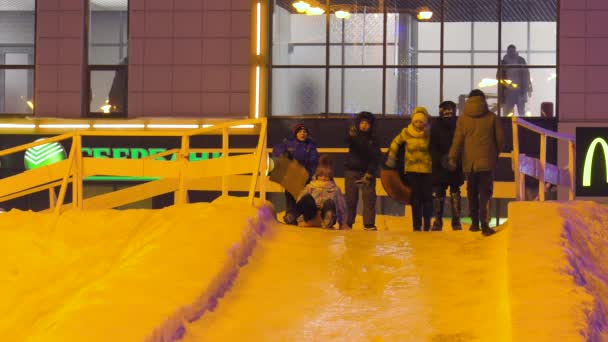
284;155;348;229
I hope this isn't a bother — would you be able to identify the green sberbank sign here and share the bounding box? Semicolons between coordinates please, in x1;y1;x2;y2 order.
24;140;67;170
24;143;220;181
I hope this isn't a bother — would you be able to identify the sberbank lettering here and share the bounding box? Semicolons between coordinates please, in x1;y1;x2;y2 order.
582;137;608;187
81;147;221;161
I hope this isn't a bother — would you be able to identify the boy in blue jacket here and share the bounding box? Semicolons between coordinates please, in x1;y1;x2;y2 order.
272;123;319;224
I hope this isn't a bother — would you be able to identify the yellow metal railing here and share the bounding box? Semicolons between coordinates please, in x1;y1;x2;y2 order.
511;117;575;200
2;116;555;216
0;118;268;214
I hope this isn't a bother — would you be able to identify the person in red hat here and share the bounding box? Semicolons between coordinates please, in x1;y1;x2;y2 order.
272;123;319;225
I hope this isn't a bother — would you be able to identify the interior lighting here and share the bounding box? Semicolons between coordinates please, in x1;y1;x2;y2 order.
20;96;34;110
335;10;351;19
231;124;255;129
306;7;325;15
100;99;113;113
478;78;498;88
0;123;36;129
292;1;310;13
416;7;433;20
39;124;91;129
255;66;260;119
147;124;199;129
93;124;145;129
201;124;215;128
256;2;261;55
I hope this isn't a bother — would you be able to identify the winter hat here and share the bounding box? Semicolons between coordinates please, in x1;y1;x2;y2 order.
411;107;429;124
292;123;308;135
356;111;375;125
439;101;456;110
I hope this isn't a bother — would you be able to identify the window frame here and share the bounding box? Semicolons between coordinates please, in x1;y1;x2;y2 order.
85;0;129;118
0;2;36;116
268;0;559;118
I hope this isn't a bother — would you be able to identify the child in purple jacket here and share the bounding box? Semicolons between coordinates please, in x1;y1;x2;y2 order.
289;155;348;229
272;123;319;224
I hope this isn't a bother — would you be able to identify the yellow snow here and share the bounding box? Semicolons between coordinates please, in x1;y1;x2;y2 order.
0;198;599;341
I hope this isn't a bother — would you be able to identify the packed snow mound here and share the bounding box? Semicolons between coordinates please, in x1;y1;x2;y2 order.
508;201;608;341
0;197;275;342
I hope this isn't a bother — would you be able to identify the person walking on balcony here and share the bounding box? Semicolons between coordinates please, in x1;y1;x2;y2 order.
386;107;433;232
497;44;532;116
344;111;382;231
430;100;465;231
272;123;319;225
448;89;505;236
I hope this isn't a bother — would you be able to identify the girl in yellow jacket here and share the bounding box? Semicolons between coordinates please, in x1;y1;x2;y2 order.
386;107;433;231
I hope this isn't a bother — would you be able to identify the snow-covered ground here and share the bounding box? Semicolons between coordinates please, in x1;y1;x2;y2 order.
0;198;606;341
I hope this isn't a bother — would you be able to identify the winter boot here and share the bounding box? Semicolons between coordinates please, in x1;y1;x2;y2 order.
481;224;495;236
469;219;480;232
364;224;378;231
283;212;297;226
450;192;462;230
322;210;336;229
481;201;494;236
431;196;444;231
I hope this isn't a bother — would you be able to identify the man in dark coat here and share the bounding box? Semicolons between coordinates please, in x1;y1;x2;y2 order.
272;123;319;224
344;111;382;231
497;44;532;116
430;101;465;231
448;89;505;236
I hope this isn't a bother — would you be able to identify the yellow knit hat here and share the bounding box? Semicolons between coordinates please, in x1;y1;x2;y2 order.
411;106;429;124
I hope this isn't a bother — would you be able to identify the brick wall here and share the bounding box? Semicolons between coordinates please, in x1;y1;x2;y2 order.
35;0;85;117
128;0;252;118
559;0;608;121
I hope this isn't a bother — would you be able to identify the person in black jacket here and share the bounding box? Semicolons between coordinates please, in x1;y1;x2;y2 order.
430;101;465;231
344;111;382;231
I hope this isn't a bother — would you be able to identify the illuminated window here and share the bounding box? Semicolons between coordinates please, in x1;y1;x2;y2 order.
0;0;35;114
88;0;128;117
270;0;557;117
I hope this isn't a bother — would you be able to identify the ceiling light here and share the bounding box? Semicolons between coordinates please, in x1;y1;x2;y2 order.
292;1;310;13
306;7;325;15
335;10;351;19
416;7;433;20
478;78;498;88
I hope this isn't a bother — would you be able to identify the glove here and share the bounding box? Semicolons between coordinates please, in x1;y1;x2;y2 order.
355;172;373;186
447;158;457;172
348;125;357;137
385;158;396;169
